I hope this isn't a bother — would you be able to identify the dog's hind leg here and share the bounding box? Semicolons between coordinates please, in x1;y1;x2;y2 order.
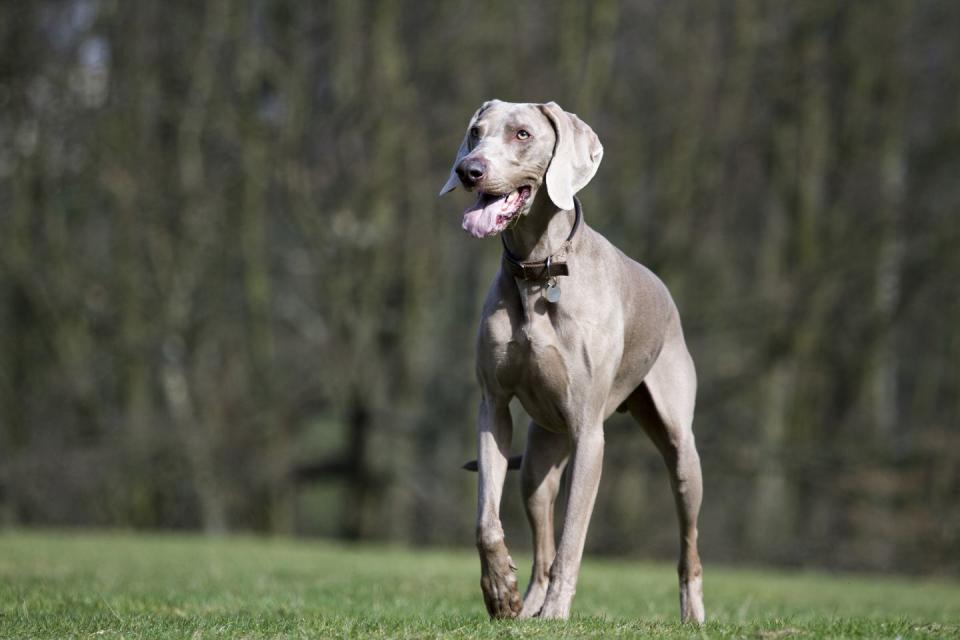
625;331;705;624
519;422;570;618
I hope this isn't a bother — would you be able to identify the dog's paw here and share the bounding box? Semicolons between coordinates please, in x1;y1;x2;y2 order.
519;579;549;619
536;580;574;620
537;598;571;620
479;541;522;619
679;572;705;624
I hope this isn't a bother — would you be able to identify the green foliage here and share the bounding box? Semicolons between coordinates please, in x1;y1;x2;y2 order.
1;532;957;639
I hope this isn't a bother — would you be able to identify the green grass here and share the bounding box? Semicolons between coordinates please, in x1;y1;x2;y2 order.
0;531;958;639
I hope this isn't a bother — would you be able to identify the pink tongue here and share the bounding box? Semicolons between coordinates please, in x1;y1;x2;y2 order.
462;194;509;238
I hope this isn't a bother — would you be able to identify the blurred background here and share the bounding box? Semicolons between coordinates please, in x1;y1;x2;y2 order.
1;0;958;576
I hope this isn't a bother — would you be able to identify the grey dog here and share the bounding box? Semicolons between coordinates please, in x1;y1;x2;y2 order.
441;100;705;623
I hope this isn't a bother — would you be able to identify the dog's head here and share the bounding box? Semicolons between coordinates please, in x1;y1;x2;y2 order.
439;100;603;238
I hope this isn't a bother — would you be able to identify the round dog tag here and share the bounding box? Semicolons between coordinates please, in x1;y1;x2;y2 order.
545;281;561;303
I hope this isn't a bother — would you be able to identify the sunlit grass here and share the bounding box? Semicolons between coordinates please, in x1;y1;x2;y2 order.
0;530;957;638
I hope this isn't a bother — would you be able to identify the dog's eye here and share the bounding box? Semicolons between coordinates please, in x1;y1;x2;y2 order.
470;127;480;139
516;129;530;140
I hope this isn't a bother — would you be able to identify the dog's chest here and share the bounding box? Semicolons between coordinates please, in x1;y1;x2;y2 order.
493;316;578;430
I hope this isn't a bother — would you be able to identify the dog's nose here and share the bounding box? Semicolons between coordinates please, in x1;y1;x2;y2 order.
456;158;486;187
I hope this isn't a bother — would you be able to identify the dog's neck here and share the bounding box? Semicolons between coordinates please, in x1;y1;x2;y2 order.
501;190;578;263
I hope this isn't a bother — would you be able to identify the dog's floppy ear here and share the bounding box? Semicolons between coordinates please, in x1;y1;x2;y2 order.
538;102;603;210
438;100;499;196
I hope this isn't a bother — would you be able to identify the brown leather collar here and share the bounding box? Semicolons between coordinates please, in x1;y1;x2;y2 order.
501;198;582;282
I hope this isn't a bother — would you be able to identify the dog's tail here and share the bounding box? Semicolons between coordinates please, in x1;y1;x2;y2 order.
462;455;523;471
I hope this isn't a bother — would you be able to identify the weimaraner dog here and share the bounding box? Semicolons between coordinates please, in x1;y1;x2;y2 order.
440;100;705;623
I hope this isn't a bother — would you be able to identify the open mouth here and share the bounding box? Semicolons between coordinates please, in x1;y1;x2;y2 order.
462;186;532;238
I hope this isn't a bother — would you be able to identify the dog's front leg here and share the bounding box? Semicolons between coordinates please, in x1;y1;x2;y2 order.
475;395;522;619
538;426;604;620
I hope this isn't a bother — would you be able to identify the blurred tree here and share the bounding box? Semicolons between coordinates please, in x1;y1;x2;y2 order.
0;0;958;574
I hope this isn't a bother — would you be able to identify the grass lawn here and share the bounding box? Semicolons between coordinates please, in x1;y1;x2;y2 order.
0;531;957;639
